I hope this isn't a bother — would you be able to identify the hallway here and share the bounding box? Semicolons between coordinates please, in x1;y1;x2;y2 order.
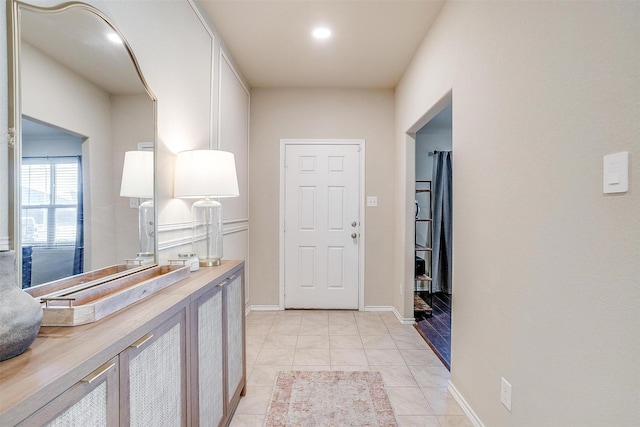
231;310;473;426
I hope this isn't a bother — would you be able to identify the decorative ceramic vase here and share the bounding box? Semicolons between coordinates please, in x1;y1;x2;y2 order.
0;250;43;361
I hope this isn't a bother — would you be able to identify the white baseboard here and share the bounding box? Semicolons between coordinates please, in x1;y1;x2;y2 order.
363;305;394;312
0;237;9;252
245;304;415;326
393;306;416;325
448;381;485;427
248;305;281;312
364;305;415;325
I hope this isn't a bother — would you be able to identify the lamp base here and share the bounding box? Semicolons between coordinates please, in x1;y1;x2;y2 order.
199;258;221;267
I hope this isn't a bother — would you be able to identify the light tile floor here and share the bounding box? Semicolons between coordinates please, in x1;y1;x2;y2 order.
230;310;474;427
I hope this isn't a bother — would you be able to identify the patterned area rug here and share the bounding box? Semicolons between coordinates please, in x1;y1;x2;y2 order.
264;371;398;427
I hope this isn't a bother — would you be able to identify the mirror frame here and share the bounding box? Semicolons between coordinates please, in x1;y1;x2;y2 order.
7;0;158;288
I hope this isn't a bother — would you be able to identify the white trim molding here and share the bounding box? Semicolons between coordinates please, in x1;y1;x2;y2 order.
157;221;248;251
248;305;281;312
363;305;415;325
363;305;396;312
223;224;248;236
158;222;192;234
364;305;417;325
158;237;192;252
186;0;216;150
392;306;416;325
224;218;249;225
0;237;9;251
448;382;485;427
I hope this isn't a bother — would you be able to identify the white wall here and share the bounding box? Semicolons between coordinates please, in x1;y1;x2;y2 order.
395;1;639;426
249;88;395;309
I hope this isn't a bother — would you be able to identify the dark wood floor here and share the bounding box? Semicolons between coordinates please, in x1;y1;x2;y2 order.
415;292;451;370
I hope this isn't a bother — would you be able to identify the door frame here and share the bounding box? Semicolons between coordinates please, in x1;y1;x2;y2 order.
279;139;366;310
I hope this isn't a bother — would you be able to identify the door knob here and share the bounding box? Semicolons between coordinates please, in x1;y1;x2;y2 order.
351;221;357;227
351;233;358;238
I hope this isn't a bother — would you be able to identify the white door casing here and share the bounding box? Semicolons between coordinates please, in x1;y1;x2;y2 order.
280;141;363;309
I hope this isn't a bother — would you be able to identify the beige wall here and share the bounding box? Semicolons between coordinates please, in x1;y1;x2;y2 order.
249;88;395;308
0;1;8;250
396;1;639;425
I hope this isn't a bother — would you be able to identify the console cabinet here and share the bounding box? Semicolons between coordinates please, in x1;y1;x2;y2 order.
0;261;245;427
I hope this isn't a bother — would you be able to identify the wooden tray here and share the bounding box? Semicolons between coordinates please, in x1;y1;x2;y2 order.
25;264;156;298
34;264;190;326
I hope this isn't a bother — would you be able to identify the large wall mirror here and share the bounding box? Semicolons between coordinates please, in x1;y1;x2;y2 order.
8;1;157;289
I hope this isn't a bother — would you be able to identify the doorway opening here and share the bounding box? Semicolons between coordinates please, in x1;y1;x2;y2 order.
21;117;85;288
412;103;452;370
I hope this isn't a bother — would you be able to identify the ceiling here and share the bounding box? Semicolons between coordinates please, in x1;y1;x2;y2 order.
19;1;445;93
198;0;446;89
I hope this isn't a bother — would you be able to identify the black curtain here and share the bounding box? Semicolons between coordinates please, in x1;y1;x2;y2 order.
431;151;452;293
73;156;84;275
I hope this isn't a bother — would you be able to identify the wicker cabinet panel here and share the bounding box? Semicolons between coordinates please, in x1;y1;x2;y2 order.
225;273;244;404
121;311;187;427
17;359;119;427
195;287;224;426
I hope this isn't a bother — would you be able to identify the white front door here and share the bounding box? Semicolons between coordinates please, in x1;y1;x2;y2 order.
284;143;361;309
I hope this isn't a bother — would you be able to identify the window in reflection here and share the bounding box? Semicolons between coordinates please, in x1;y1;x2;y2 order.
21;118;86;287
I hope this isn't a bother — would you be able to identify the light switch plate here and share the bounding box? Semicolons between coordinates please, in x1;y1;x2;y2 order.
603;152;629;194
501;377;512;412
366;196;378;207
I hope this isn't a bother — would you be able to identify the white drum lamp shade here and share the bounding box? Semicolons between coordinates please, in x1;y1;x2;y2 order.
120;151;154;258
174;150;239;266
120;151;154;198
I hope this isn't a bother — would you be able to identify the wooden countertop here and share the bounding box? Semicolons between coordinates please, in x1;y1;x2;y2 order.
0;260;244;426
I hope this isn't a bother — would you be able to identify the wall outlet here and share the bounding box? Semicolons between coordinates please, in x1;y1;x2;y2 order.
501;377;512;412
129;198;140;209
366;196;378;207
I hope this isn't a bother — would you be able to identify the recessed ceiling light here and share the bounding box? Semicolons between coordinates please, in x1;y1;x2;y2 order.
107;33;123;44
312;27;332;40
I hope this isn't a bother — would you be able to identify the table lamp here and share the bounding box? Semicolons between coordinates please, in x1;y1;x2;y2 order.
120;150;154;262
174;150;239;266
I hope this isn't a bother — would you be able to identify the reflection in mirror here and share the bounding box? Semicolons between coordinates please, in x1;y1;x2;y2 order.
119;150;155;266
13;2;156;289
21;117;86;287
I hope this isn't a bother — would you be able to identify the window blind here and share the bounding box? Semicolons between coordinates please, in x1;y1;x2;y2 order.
21;156;81;246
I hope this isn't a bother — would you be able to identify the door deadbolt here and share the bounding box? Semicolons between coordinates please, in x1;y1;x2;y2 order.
351;221;357;227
